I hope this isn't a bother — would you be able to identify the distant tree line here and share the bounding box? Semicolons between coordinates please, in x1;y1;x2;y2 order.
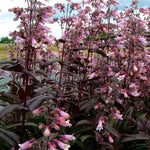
0;37;15;44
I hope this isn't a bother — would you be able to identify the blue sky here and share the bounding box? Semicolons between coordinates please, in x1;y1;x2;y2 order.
0;0;149;38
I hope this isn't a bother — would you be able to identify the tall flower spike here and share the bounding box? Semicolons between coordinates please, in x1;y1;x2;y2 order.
53;139;70;150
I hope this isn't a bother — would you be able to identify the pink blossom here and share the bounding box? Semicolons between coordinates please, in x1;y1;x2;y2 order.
38;123;44;129
133;64;138;72
43;126;50;136
48;142;57;150
88;72;97;79
129;91;141;97
18;139;34;150
55;108;70;119
57;117;66;125
94;103;100;110
32;107;43;115
107;133;114;143
96;117;103;132
129;82;138;90
117;74;126;81
60;134;76;141
136;37;147;45
137;74;147;81
116;98;122;104
52;122;60;130
114;44;125;49
15;36;26;44
111;0;120;6
107;51;116;57
61;120;72;128
31;36;39;48
53;139;70;150
113;113;123;120
120;89;128;98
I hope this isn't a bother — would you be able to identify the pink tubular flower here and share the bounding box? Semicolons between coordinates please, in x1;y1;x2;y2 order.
15;36;26;44
52;122;60;130
32;107;43;115
117;74;126;81
107;133;114;143
133;64;138;72
53;139;70;150
57;117;66;126
43;126;50;136
129;82;138;89
123;89;128;98
60;134;76;141
129;91;141;97
61;120;72;128
48;142;57;150
55;108;70;119
94;103;100;110
116;98;122;104
136;37;147;45
18;139;34;150
31;36;39;48
113;113;123;120
114;44;125;49
96;117;103;132
88;72;97;79
38;123;44;129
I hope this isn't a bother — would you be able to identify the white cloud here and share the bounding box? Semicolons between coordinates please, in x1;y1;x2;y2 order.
0;0;63;38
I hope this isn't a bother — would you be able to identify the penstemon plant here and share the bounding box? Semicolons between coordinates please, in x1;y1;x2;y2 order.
0;0;150;150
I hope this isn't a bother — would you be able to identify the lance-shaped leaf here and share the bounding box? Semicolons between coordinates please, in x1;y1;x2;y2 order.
76;120;92;126
3;122;38;129
26;95;52;110
0;128;19;146
2;63;38;82
105;125;121;138
0;104;28;119
56;71;82;81
121;134;150;142
40;59;60;68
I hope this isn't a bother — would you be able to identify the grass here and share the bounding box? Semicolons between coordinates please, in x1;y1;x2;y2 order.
0;44;59;60
0;44;9;60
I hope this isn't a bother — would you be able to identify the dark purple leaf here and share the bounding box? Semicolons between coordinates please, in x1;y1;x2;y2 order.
3;122;37;129
0;128;19;145
94;131;102;143
27;95;52;110
76;120;92;126
0;104;28;119
122;134;150;142
105;125;121;138
99;142;114;149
